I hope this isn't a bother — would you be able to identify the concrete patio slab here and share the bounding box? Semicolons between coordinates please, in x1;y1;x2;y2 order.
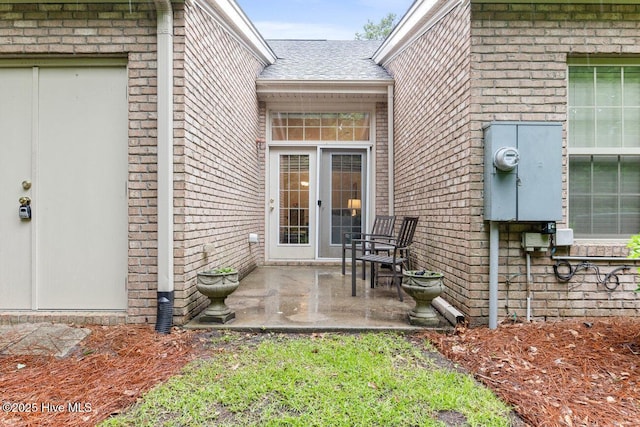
187;266;453;332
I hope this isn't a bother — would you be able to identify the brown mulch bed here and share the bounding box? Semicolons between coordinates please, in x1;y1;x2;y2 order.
1;318;639;426
423;317;640;427
0;325;206;427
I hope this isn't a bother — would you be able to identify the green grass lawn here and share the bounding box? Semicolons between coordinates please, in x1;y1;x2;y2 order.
100;332;513;426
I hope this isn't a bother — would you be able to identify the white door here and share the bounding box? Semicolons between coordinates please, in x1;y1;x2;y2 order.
268;148;317;259
0;65;128;310
318;149;367;258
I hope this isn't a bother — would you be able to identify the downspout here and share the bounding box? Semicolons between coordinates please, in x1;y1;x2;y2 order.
387;84;394;215
153;0;174;334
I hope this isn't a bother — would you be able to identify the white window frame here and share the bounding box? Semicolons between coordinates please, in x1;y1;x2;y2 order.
568;59;640;239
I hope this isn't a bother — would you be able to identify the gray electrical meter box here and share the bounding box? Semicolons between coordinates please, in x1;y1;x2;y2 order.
484;122;562;222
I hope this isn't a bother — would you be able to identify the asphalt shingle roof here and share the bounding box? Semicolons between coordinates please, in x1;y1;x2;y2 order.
259;40;392;81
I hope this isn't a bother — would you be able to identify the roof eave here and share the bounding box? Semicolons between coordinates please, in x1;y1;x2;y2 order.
375;0;640;65
197;0;276;64
373;0;462;66
2;0;276;65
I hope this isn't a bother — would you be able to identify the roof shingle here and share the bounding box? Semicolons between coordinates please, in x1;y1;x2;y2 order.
259;40;392;81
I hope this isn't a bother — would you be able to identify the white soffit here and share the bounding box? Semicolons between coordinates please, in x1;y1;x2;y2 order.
256;80;391;101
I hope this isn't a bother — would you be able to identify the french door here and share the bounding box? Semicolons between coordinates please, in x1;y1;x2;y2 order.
267;148;367;260
318;150;367;258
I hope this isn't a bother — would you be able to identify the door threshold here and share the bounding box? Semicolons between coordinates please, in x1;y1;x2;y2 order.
265;259;341;266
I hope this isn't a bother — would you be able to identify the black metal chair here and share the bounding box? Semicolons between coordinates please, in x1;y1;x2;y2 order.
341;215;395;276
351;216;419;301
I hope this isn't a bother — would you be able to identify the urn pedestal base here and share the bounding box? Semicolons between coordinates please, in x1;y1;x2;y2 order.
196;270;239;324
199;311;236;324
401;271;444;327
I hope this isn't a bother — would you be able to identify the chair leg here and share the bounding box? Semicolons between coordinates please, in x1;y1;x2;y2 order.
392;265;403;302
369;262;375;288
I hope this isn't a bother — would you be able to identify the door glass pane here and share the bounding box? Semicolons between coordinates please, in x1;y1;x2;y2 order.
279;155;310;245
330;154;362;245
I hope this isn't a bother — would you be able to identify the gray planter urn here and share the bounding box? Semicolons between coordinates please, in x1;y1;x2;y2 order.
196;268;240;323
401;270;444;326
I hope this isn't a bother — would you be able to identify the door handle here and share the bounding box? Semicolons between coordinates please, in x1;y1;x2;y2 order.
317;200;322;207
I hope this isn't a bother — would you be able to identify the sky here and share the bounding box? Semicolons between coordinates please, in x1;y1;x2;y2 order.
235;0;415;40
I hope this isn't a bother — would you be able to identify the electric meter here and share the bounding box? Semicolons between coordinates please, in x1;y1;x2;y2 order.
493;147;520;172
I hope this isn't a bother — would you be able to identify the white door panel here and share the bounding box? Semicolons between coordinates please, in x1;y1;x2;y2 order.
0;66;127;311
0;69;33;309
37;67;128;310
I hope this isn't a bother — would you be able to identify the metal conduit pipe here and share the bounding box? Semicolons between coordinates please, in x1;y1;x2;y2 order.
552;256;639;262
153;0;174;334
489;221;499;329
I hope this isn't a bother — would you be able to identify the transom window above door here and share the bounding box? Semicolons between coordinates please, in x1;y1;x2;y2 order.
271;113;370;142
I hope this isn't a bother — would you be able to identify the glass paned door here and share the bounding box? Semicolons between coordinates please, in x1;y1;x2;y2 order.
279;154;310;245
268;148;316;259
319;150;367;258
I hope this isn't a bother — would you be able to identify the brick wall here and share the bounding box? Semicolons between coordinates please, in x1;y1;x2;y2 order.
384;2;475;318
375;102;390;215
0;2;160;325
175;0;266;323
385;1;640;326
470;2;640;323
0;1;267;326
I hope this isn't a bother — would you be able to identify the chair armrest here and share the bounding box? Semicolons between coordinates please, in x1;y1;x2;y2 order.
352;237;400;249
361;233;394;242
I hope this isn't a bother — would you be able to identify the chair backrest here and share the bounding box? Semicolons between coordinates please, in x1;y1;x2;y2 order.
396;217;419;248
371;215;395;237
